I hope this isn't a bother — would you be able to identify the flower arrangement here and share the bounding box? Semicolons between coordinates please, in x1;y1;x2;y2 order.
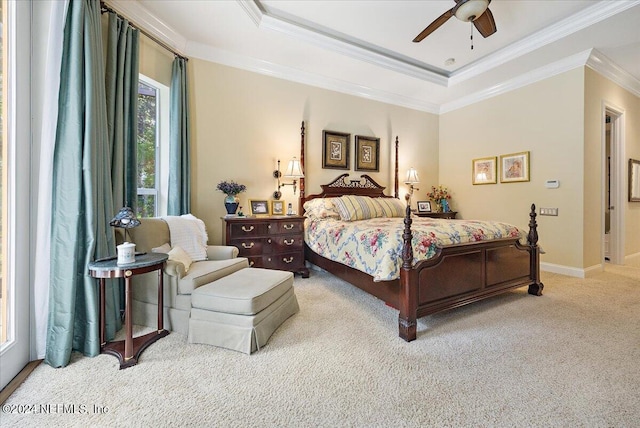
216;180;247;196
427;185;451;201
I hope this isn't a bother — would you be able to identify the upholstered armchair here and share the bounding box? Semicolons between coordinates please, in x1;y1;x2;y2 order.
124;218;249;335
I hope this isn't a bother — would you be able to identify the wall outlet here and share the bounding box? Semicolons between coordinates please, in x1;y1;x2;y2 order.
540;207;558;216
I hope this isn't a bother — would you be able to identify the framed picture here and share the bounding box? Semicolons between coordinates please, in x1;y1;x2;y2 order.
417;201;432;213
271;200;285;215
249;199;270;216
355;135;380;172
500;151;530;183
472;156;497;185
322;130;350;170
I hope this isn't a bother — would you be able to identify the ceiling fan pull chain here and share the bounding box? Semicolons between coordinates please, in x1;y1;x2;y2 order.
470;23;474;50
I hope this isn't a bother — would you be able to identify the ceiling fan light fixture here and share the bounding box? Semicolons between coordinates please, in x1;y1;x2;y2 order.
454;0;489;22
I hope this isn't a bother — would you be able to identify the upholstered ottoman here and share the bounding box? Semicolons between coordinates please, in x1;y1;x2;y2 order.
188;268;299;354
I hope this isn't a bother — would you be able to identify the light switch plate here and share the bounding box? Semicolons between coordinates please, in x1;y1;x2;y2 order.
540;207;558;216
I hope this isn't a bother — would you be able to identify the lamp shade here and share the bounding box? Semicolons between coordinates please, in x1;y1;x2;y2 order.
109;206;141;229
454;0;489;22
405;168;420;184
284;157;304;178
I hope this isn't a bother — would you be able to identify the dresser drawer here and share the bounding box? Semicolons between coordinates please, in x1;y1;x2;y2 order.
275;220;303;234
270;235;304;253
227;222;269;239
229;239;264;256
262;252;305;271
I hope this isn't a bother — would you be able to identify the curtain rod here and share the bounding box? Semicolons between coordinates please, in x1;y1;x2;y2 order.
100;2;188;61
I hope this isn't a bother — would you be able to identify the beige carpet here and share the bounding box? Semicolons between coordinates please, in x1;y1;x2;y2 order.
2;265;639;427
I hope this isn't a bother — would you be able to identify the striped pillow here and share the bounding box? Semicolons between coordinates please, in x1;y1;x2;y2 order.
376;198;406;217
333;195;384;221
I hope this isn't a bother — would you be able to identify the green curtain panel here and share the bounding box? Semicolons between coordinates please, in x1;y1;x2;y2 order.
105;11;139;210
45;0;139;368
167;57;191;215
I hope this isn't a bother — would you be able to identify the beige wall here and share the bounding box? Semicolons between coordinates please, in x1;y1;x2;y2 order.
138;34;173;87
440;69;586;269
584;68;640;267
189;59;439;245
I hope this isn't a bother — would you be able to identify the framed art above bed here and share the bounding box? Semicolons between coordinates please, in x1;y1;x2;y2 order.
322;130;350;170
355;135;380;172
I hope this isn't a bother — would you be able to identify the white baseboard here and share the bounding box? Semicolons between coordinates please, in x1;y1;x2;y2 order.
540;262;592;278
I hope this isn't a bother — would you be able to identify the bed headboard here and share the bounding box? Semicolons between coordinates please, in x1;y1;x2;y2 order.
297;121;400;213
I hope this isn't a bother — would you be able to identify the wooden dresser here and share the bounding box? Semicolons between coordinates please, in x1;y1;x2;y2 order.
223;216;309;278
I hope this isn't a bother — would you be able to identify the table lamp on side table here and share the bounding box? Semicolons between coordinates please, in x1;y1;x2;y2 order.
110;206;141;265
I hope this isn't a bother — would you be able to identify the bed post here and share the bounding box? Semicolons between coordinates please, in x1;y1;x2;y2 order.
398;205;417;342
527;204;544;296
394;136;399;199
299;121;305;215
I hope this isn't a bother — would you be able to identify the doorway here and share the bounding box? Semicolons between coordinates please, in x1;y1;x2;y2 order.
603;105;625;266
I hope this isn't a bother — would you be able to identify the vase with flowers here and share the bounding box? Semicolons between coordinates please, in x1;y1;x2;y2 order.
426;185;452;213
216;180;247;215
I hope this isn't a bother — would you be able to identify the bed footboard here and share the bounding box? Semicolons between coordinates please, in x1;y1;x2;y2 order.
398;204;544;342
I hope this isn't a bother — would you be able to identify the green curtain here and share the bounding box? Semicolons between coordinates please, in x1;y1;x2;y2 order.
45;0;139;367
167;57;191;215
105;12;139;210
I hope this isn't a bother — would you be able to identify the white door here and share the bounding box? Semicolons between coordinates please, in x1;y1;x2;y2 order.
603;105;626;266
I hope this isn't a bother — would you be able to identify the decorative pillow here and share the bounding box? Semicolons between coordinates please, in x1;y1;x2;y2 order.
303;198;340;219
376;198;406;218
333;195;384;221
151;243;171;254
163;214;208;261
168;245;193;273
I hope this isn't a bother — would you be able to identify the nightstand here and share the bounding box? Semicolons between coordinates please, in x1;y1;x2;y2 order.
415;211;458;219
223;216;309;278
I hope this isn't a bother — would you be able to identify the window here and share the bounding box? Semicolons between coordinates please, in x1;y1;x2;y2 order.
136;74;169;217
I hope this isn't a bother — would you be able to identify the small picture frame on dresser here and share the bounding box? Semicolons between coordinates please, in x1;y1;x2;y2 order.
417;201;432;213
249;200;270;216
271;200;285;216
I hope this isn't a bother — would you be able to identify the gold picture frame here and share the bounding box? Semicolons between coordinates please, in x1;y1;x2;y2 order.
249;199;270;216
271;200;285;216
322;130;350;170
355;135;380;172
472;156;497;185
500;151;530;183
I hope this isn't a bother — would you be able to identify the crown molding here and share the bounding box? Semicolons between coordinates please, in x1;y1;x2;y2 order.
105;0;188;54
587;50;640;97
239;0;448;86
449;0;640;86
440;50;593;114
186;41;440;114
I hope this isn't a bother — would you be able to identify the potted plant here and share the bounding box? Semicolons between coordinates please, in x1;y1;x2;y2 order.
216;180;247;215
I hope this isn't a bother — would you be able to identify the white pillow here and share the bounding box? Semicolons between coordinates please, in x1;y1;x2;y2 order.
168;246;193;273
151;243;171;254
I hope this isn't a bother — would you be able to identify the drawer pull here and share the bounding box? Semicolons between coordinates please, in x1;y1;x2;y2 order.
242;242;255;249
249;261;254;267
268;239;272;244
284;224;294;230
241;225;254;232
284;239;294;246
283;257;294;264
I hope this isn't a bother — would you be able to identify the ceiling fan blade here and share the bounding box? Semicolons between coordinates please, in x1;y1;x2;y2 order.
413;9;453;43
473;8;497;38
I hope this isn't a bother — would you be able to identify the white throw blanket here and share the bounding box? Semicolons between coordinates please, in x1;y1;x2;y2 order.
162;214;208;261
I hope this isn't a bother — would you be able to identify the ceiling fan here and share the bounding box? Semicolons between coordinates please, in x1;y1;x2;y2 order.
413;0;497;44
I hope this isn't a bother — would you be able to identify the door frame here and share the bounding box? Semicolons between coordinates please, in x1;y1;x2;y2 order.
602;102;625;266
0;0;32;390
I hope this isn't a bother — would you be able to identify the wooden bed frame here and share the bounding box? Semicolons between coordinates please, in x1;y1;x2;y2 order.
295;122;544;342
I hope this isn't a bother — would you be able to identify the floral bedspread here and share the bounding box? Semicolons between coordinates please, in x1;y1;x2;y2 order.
304;217;523;282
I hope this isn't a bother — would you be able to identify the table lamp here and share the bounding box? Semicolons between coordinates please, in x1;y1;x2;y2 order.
110;206;141;264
